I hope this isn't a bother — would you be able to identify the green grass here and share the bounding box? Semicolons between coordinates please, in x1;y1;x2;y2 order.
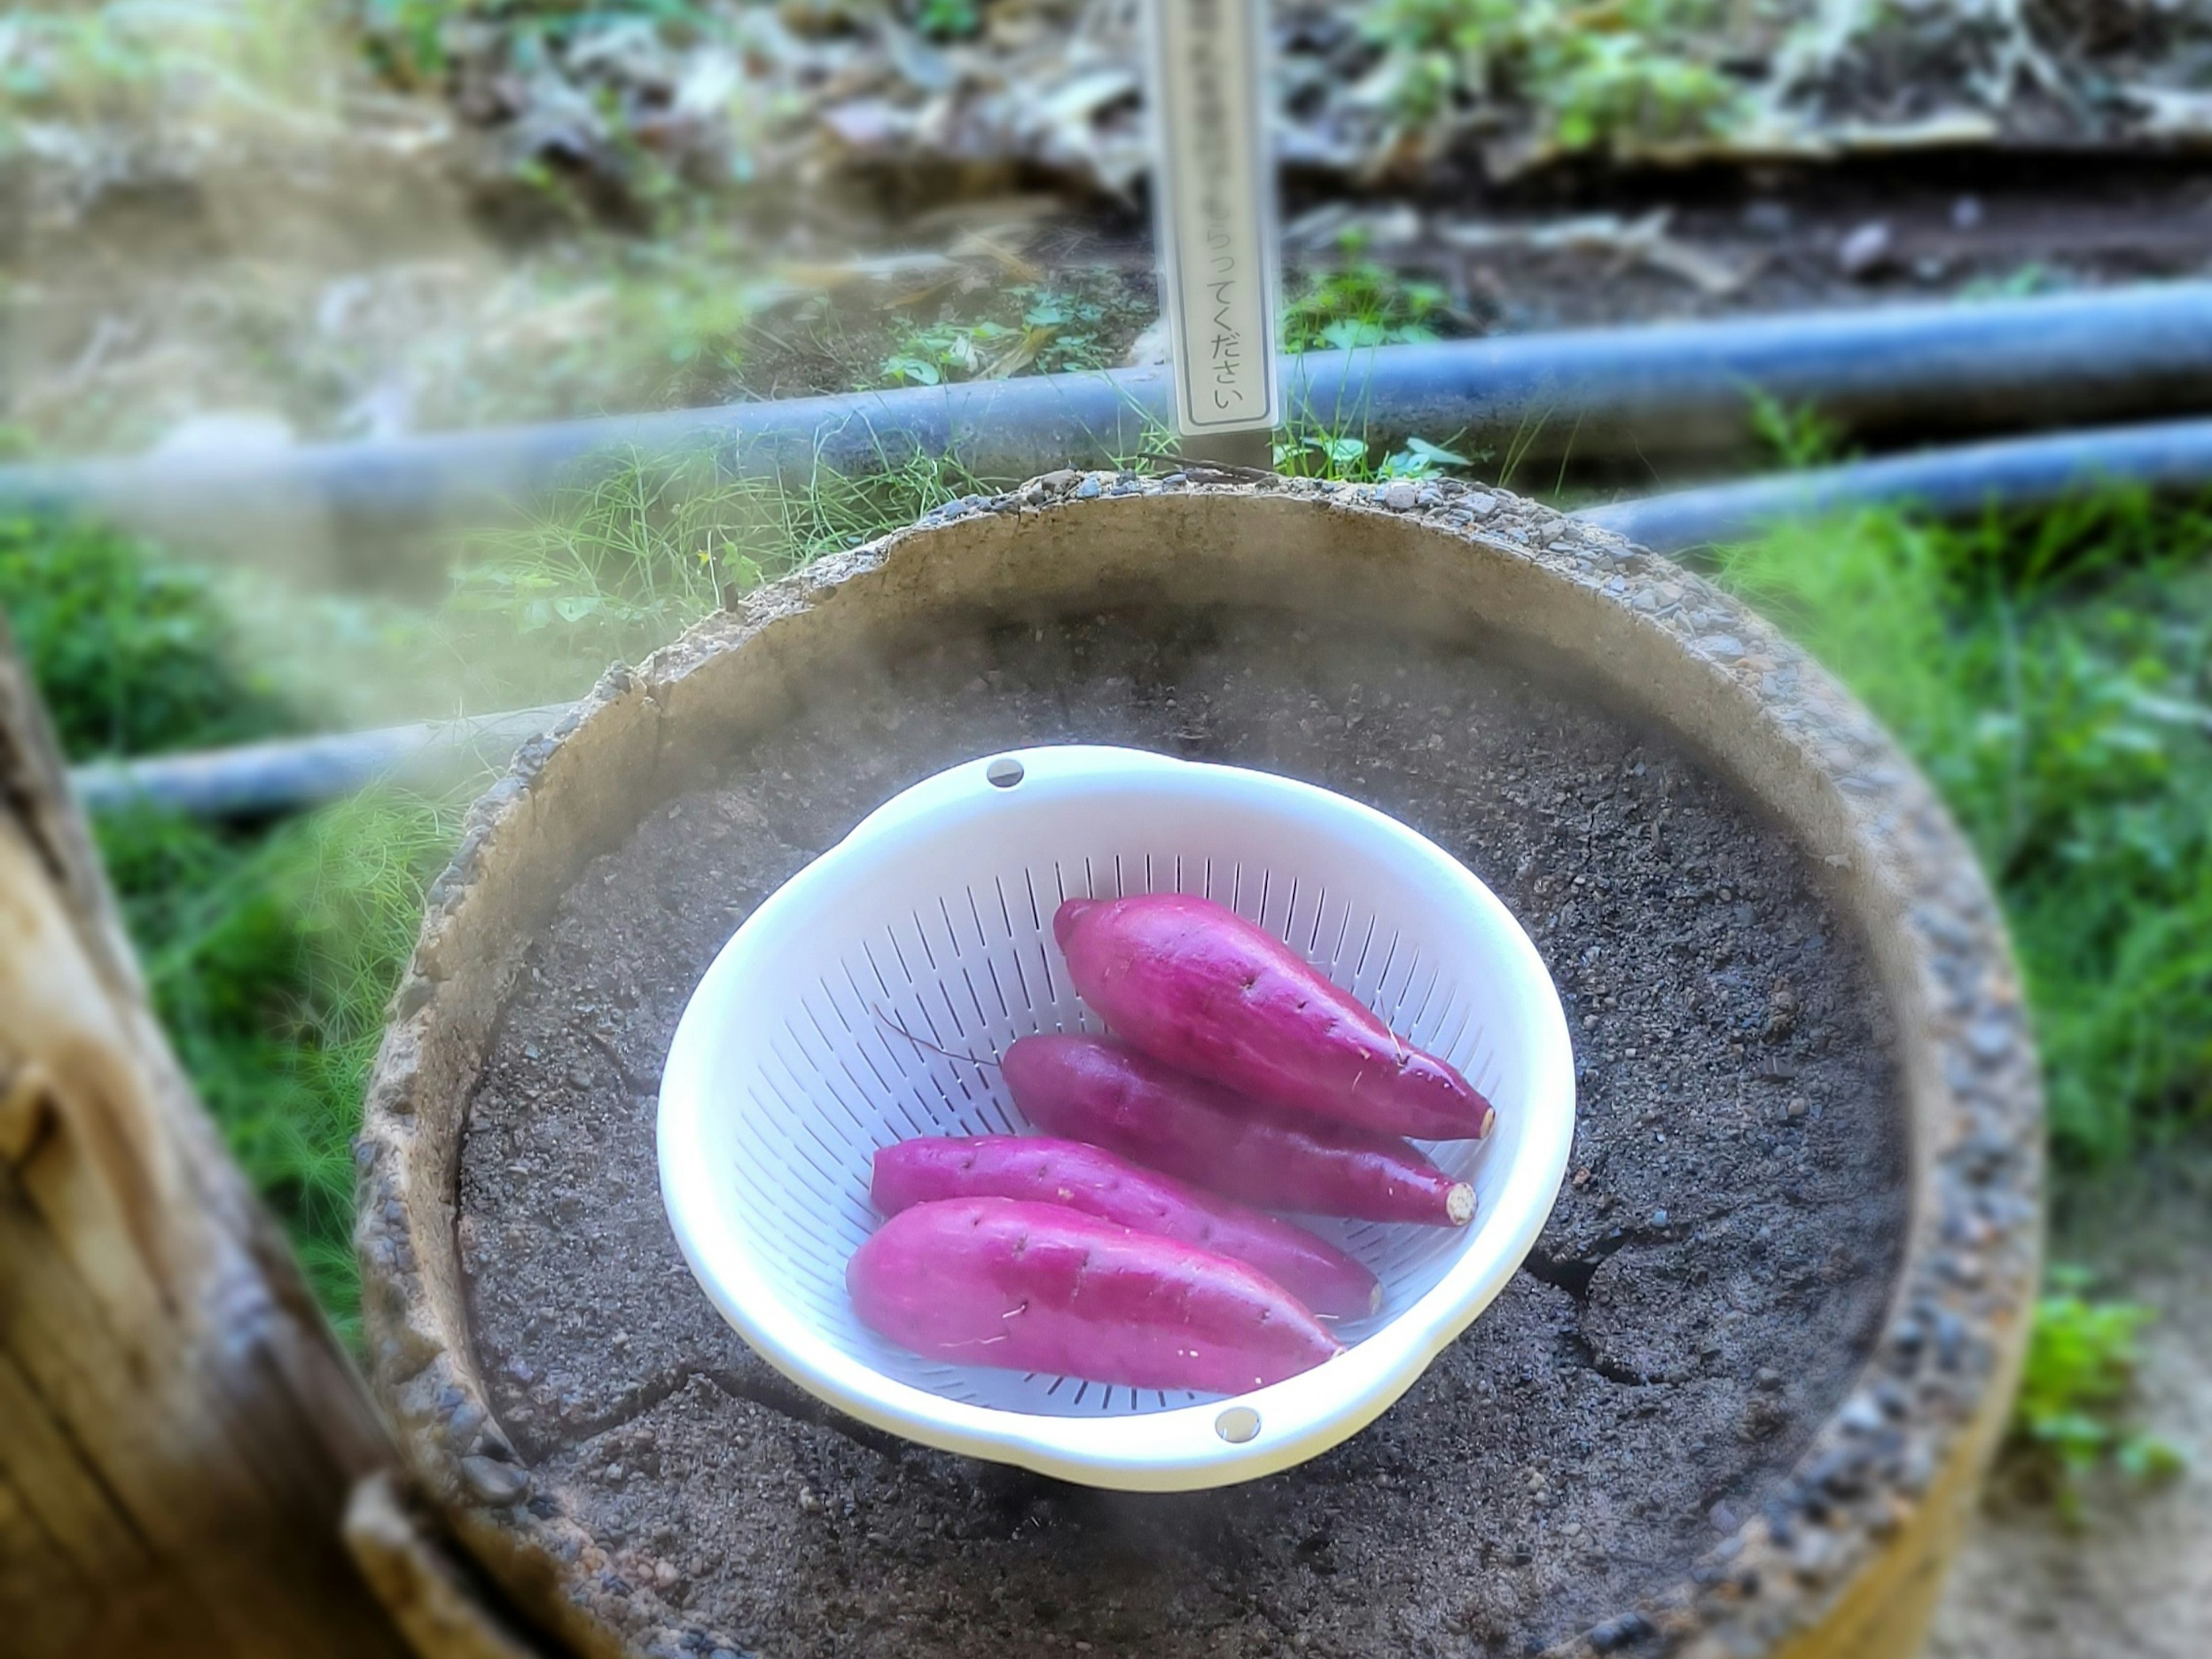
1283;238;1456;354
875;281;1124;390
1359;0;1745;161
1711;493;2212;1166
1708;482;2212;1506
94;791;457;1338
434;444;979;705
2011;1266;2184;1518
1;519;464;1342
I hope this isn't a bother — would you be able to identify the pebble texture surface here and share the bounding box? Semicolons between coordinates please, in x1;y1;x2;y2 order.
455;602;1904;1658
358;473;2043;1659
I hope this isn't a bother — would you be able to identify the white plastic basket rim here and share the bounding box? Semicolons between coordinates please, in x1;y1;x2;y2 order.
658;745;1575;1490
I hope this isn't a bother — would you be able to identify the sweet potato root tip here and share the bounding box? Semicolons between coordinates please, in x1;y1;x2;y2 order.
1004;1033;1472;1229
1052;898;1097;950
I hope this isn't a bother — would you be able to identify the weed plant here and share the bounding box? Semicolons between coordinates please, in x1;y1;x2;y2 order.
1360;0;1744;159
1714;493;2212;1165
2011;1266;2184;1516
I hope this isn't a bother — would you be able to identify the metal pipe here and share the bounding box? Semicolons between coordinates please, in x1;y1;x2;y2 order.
1575;415;2212;553
10;284;2212;581
63;411;2212;822
67;704;572;820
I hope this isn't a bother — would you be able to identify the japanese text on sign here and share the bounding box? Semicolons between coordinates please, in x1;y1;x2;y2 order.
1145;0;1281;435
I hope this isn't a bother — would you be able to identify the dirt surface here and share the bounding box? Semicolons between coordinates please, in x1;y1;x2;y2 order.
1930;1155;2212;1659
454;600;1908;1658
1315;164;2212;337
17;148;2212;474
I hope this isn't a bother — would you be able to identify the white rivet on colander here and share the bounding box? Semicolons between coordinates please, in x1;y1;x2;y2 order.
1215;1406;1262;1444
986;756;1025;788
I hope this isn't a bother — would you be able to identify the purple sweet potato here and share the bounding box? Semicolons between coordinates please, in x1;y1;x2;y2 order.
872;1134;1381;1319
1054;893;1494;1141
846;1196;1342;1393
1003;1034;1475;1227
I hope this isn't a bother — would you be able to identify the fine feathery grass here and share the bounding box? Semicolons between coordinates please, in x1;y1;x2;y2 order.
94;791;460;1340
434;442;980;708
1711;490;2212;1165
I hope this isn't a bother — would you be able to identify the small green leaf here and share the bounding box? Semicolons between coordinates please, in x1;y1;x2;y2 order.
1403;436;1470;466
2118;1435;2187;1482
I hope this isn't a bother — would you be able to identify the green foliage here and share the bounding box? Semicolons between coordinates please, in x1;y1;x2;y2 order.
1746;390;1844;472
879;285;1113;388
2;513;463;1341
1956;263;2063;304
1283;241;1452;353
1381;436;1474;479
0;516;297;760
438;443;976;706
911;0;981;41
95;792;457;1340
1268;423;1478;482
2013;1268;2185;1516
354;0;463;86
1359;0;1744;158
1714;492;2212;1164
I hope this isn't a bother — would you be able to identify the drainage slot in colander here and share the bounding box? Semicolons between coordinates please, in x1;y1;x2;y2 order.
658;744;1575;1489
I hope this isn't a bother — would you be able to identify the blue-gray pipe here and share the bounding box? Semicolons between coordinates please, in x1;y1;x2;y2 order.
10;283;2212;579
66;411;2212;822
1577;415;2212;553
67;704;572;820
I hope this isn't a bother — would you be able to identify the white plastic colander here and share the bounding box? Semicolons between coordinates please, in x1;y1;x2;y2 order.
657;745;1575;1490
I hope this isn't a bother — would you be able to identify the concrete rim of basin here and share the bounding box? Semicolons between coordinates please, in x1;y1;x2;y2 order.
355;471;2042;1659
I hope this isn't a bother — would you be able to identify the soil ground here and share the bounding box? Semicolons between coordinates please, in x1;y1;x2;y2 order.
1929;1154;2212;1659
456;600;1905;1657
14;149;2212;471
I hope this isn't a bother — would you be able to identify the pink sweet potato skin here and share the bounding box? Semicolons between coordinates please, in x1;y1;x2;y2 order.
846;1197;1342;1393
871;1134;1381;1319
1002;1035;1475;1227
1054;893;1494;1141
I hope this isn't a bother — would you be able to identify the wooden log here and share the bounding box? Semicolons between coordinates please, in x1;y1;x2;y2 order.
344;1472;549;1659
0;618;428;1657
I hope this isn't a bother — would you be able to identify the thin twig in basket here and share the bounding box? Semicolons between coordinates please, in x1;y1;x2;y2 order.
874;1008;1003;1070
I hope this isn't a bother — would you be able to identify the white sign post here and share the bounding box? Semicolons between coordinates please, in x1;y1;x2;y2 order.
1142;0;1281;469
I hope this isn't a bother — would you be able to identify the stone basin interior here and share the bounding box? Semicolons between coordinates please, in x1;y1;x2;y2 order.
452;597;1908;1659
